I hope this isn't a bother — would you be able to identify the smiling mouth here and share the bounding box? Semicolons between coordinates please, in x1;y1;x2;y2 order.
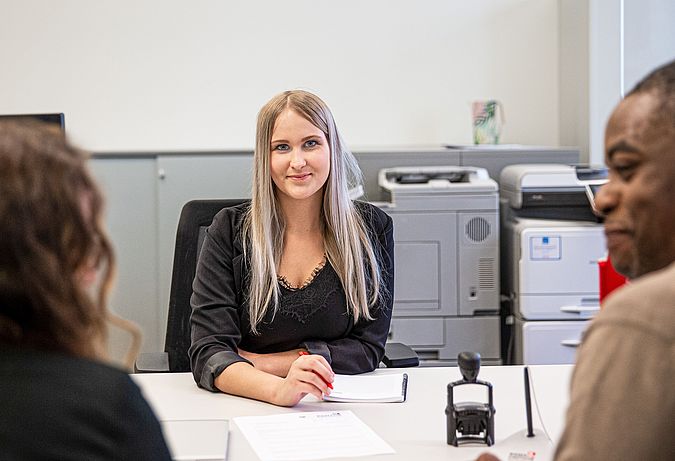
604;226;631;237
288;173;311;180
604;229;632;248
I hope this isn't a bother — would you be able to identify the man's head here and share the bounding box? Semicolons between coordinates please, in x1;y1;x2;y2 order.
595;59;675;279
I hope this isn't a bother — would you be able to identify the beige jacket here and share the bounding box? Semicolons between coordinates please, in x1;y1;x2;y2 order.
554;261;675;460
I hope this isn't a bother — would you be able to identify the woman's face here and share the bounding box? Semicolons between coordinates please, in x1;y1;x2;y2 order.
269;108;330;205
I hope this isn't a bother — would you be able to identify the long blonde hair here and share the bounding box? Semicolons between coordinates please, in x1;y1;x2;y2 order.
242;90;383;333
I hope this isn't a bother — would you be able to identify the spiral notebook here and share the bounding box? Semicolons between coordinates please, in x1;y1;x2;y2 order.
324;373;408;403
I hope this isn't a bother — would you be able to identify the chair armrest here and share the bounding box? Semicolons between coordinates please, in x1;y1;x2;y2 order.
134;352;170;373
382;342;419;368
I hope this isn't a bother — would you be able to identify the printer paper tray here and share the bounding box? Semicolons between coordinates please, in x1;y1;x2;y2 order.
517;294;599;320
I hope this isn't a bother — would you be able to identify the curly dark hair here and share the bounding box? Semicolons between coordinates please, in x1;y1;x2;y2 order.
0;119;115;359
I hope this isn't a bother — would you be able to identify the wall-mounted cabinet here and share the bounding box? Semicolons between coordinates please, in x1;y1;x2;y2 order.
91;153;252;352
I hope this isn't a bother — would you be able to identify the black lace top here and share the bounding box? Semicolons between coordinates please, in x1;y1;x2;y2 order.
276;258;341;324
277;255;327;291
189;201;395;392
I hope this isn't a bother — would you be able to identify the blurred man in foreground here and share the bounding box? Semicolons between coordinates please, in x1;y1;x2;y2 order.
479;58;675;461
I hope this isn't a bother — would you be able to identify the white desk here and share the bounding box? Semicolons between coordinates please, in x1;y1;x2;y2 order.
133;365;571;461
528;365;573;443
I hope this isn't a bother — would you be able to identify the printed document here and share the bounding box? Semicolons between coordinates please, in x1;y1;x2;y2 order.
234;410;395;461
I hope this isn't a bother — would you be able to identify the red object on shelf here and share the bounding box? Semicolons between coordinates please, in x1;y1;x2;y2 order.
598;256;628;305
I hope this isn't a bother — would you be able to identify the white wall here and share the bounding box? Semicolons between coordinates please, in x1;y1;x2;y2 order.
585;0;675;165
623;0;675;93
588;0;623;165
1;0;560;152
554;0;675;166
558;0;590;162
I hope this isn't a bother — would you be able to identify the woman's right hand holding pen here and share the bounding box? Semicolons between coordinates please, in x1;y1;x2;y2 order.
272;352;334;407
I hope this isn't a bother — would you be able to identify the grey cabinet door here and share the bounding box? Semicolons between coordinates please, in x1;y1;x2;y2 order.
90;157;161;352
156;154;252;342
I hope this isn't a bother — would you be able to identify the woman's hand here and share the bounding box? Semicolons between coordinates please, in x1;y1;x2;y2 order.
271;353;334;407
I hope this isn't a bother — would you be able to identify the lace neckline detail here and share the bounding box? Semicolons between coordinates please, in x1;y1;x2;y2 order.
277;255;328;291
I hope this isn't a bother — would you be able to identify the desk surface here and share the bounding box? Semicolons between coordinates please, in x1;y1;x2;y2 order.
133;365;572;461
528;365;573;443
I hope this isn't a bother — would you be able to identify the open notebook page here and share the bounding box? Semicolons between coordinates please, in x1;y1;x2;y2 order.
324;372;408;403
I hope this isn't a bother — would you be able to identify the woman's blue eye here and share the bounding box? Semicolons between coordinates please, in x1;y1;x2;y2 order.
273;144;289;151
305;140;318;148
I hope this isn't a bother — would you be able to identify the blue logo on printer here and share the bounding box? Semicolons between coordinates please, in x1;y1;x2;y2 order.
530;235;561;260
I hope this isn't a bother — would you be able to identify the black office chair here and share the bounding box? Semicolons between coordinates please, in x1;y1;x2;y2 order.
135;199;418;373
135;199;244;372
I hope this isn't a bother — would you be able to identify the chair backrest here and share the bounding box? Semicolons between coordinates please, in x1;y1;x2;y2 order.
164;199;247;372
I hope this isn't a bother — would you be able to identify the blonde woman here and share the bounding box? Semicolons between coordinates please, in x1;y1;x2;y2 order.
0;120;171;459
190;90;394;406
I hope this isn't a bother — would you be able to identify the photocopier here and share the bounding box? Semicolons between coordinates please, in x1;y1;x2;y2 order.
500;164;608;365
375;166;501;366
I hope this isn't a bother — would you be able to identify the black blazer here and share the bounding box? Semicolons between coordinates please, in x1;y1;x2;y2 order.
189;201;394;391
0;347;171;460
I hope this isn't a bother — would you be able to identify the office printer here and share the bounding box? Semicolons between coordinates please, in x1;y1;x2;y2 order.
500;164;607;365
376;166;501;366
500;164;607;222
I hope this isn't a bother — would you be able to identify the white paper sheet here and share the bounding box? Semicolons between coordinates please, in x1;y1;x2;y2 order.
234;410;395;461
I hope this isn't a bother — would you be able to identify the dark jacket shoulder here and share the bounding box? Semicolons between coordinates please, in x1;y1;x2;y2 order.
0;347;171;460
353;200;392;236
207;201;251;253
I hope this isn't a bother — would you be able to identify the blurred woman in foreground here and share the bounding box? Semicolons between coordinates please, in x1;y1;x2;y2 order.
0;120;171;460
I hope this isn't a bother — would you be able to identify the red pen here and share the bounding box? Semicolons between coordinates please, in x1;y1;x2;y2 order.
298;351;333;389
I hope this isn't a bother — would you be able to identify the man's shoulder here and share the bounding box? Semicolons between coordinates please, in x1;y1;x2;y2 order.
597;261;675;340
